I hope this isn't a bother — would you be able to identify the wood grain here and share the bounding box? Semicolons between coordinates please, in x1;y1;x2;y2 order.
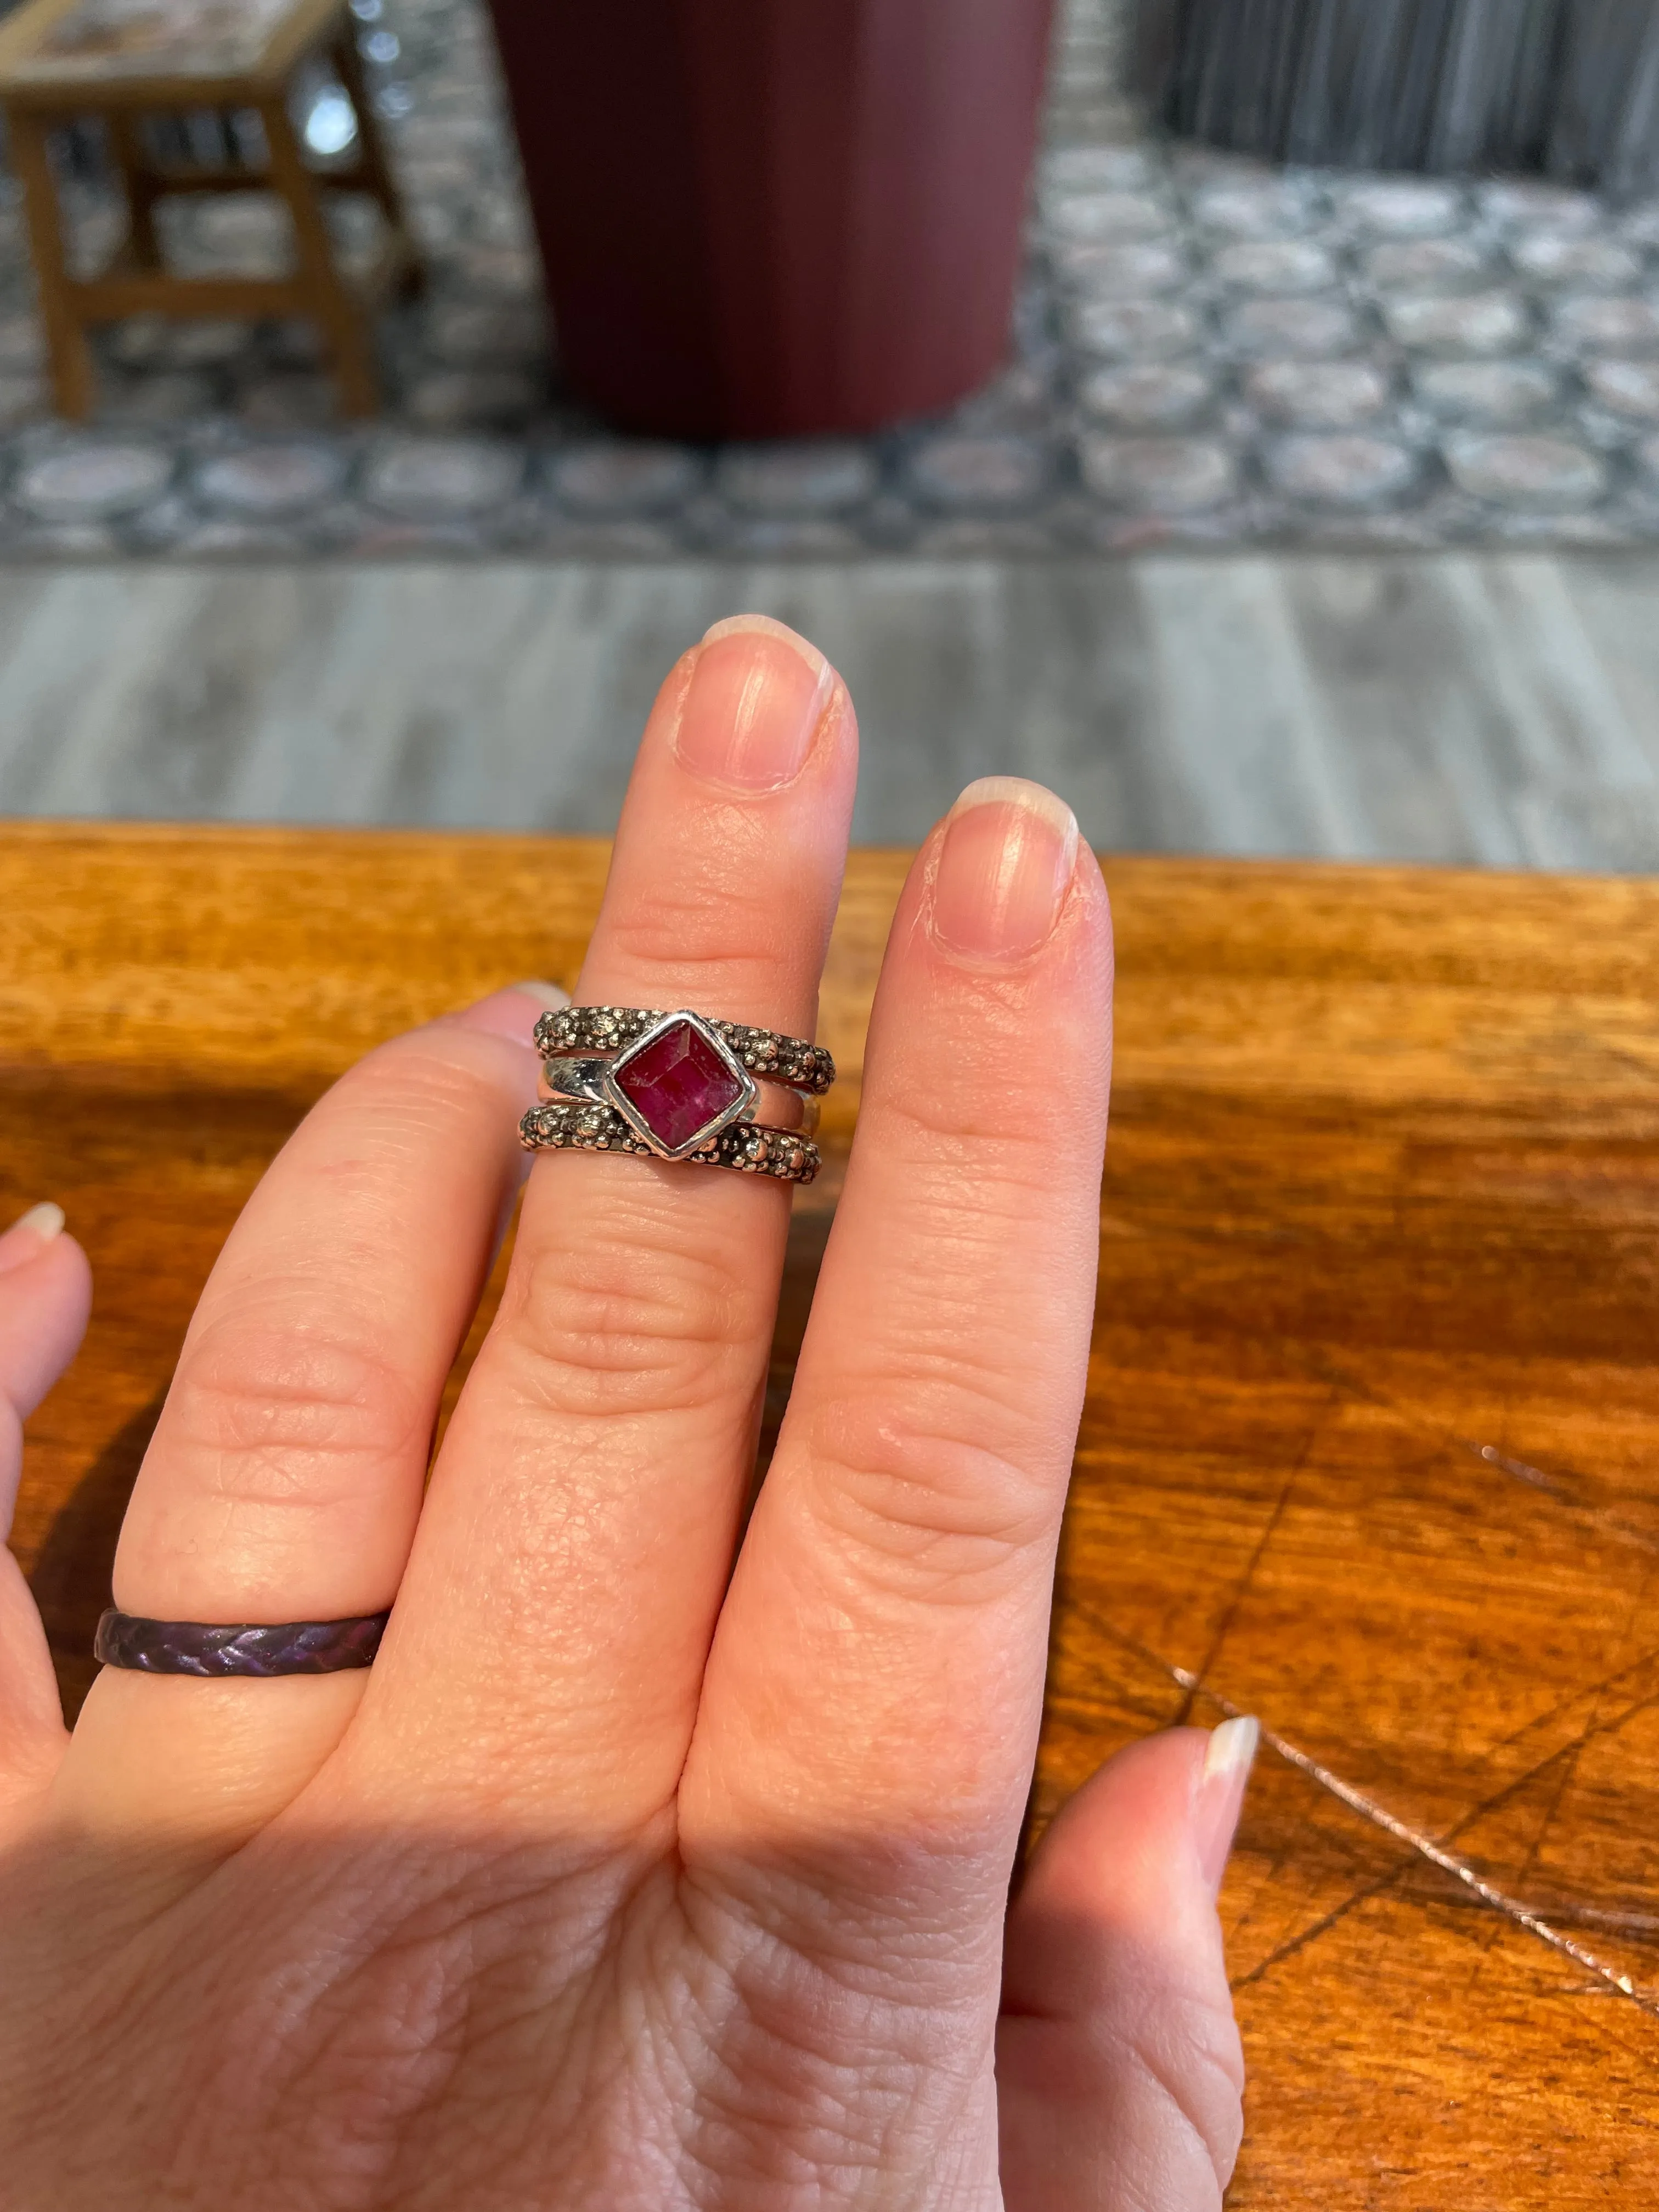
4;822;1657;2203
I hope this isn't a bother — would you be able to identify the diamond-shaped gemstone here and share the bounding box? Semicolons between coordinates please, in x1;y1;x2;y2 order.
613;1018;744;1152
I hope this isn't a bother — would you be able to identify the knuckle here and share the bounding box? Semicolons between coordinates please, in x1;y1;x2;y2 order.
340;1027;517;1126
598;872;791;994
1108;1983;1246;2205
667;1894;953;2202
500;1215;761;1421
170;1312;425;1511
879;1087;1081;1180
802;1382;1062;1602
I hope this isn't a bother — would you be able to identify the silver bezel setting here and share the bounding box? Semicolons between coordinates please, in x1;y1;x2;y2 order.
601;1008;760;1162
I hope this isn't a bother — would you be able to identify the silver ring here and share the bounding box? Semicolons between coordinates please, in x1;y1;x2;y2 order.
524;1007;830;1174
521;1101;820;1184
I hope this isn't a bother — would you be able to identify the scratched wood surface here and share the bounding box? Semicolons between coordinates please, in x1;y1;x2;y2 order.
3;822;1657;2203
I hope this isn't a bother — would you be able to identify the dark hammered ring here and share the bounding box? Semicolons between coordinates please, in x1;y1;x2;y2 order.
534;1005;834;1095
520;1101;820;1184
94;1607;390;1676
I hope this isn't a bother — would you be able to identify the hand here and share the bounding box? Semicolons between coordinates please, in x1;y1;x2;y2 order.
1;616;1253;2210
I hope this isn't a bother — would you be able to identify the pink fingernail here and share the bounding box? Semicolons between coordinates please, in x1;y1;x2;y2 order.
929;777;1080;964
1194;1716;1259;1895
0;1201;66;1277
672;614;833;792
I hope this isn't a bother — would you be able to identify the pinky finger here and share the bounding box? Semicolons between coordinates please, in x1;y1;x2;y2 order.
0;1204;93;1795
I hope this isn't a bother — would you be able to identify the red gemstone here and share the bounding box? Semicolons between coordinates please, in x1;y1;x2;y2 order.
613;1018;745;1152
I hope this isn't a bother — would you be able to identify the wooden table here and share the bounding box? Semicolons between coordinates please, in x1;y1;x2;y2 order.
4;823;1656;2203
0;0;419;418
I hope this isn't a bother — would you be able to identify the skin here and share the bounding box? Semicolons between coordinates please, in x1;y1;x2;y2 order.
0;616;1251;2211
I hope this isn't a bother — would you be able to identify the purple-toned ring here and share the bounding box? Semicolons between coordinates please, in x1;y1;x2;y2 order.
93;1607;390;1677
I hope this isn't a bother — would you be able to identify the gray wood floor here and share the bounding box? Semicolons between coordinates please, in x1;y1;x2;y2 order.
2;554;1658;868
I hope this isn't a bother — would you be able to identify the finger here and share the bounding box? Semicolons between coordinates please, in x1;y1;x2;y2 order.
998;1722;1255;2211
0;1205;92;1799
0;1203;93;1437
51;985;556;1856
361;616;856;1825
685;778;1109;1882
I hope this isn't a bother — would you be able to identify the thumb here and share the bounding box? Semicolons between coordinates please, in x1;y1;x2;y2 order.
997;1718;1258;2211
0;1203;93;1797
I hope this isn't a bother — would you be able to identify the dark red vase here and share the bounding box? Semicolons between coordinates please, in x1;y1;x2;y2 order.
485;0;1056;437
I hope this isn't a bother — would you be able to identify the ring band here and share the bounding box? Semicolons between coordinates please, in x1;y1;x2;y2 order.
535;1006;833;1096
521;1101;820;1183
94;1606;390;1676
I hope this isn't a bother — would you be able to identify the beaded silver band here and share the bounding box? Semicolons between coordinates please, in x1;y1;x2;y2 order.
534;1005;834;1096
521;1101;820;1184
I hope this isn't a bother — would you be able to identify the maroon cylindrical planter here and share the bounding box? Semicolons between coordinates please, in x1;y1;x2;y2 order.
486;0;1055;437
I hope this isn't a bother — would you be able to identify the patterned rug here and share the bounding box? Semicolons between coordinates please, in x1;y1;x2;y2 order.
5;0;1659;557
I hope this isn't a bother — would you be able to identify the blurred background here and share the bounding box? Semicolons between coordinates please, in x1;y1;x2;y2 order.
1;0;1657;865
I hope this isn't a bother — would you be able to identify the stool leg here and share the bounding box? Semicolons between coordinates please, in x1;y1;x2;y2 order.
260;96;376;418
8;108;95;419
330;29;424;298
108;112;161;269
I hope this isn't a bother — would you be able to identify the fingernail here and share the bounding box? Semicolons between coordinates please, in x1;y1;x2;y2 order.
1194;1716;1259;1895
929;777;1080;964
454;980;568;1046
0;1200;66;1277
672;614;833;792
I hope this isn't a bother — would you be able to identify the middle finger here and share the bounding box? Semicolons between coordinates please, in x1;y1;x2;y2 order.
359;616;856;1824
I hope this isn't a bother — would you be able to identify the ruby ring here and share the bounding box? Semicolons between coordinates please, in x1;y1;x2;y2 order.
521;1006;832;1184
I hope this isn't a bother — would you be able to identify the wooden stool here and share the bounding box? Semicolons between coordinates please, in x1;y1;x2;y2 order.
0;0;422;419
